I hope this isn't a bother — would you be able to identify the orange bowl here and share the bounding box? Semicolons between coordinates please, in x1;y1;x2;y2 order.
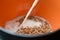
0;0;60;31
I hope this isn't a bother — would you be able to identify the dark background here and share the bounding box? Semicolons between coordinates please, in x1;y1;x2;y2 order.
0;30;60;40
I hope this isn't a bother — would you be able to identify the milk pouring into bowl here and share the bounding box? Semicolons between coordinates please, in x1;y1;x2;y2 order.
0;0;52;37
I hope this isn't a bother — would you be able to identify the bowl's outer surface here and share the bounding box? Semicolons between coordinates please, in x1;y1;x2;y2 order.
0;0;60;31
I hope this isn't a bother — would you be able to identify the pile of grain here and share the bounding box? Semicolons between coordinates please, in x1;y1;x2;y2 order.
16;16;51;34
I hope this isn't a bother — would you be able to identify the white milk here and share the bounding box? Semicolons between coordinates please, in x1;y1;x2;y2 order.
22;19;42;28
5;19;42;32
5;22;20;33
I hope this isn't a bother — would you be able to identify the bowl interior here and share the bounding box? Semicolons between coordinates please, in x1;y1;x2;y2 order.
0;0;60;31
